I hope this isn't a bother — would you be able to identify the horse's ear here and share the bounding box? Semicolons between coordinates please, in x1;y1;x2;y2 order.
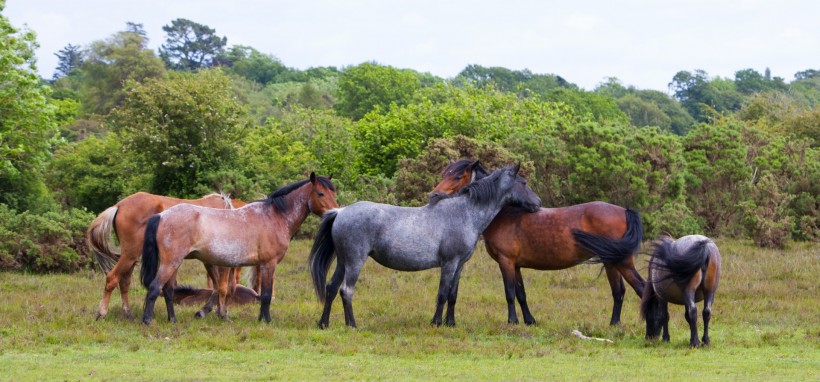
468;160;480;170
328;173;333;180
513;162;521;174
309;172;316;184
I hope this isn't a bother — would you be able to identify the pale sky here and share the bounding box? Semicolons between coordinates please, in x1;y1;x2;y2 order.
5;0;819;92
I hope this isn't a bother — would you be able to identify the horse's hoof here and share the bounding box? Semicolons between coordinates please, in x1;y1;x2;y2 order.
507;318;519;325
430;319;442;327
142;319;152;326
195;311;206;319
95;312;105;321
123;310;133;320
317;321;328;329
524;320;537;326
444;321;456;327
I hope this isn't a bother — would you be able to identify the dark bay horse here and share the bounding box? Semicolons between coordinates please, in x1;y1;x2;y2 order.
431;159;645;325
309;165;541;328
87;192;248;319
641;235;721;347
140;173;337;324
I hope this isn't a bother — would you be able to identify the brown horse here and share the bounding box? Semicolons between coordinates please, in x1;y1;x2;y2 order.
87;192;248;319
641;235;721;347
140;173;338;324
431;160;645;325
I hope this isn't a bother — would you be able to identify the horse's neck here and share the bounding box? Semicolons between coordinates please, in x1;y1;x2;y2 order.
458;197;508;234
276;188;312;235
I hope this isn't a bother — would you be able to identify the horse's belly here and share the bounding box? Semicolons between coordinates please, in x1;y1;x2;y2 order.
194;239;256;267
655;279;705;305
369;247;441;271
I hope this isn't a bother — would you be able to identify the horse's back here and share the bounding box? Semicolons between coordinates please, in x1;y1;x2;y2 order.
652;235;720;305
333;201;464;271
484;202;627;269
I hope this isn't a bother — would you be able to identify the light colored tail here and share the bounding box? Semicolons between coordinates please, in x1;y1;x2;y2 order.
87;206;120;273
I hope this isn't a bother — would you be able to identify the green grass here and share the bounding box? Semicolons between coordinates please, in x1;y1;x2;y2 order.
1;239;818;381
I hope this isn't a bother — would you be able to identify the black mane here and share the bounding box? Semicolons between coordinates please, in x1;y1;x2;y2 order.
430;166;510;207
441;159;491;180
258;176;335;213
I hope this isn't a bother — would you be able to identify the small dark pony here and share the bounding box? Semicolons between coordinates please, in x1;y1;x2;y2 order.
641;235;722;347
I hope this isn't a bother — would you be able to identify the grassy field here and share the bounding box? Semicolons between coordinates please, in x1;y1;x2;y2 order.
1;239;818;381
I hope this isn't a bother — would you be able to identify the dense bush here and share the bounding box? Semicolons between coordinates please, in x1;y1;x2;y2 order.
0;204;95;272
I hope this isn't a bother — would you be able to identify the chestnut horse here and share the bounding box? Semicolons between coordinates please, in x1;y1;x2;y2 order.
140;173;337;324
641;235;721;347
87;192;248;319
431;160;645;325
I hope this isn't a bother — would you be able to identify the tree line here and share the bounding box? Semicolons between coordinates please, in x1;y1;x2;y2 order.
1;6;817;272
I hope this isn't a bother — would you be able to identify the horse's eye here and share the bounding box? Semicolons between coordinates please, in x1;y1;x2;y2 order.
454;176;461;180
318;192;325;197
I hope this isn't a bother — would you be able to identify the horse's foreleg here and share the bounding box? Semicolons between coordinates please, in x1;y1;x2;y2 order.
604;265;626;325
514;267;536;325
257;263;276;323
195;264;220;319
444;264;466;327
498;261;520;324
216;267;231;320
318;263;345;329
432;263;457;327
661;300;670;342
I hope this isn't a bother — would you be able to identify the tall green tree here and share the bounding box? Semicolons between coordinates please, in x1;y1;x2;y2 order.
0;0;58;211
335;62;422;120
159;18;227;71
109;69;250;197
79;24;166;115
52;43;84;80
219;45;287;85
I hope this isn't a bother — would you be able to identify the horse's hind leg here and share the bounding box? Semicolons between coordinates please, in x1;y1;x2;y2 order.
498;260;520;324
701;291;716;346
96;253;137;319
616;257;645;297
605;265;626;325
162;278;177;323
340;264;362;329
319;263;345;329
514;267;536;325
683;289;700;347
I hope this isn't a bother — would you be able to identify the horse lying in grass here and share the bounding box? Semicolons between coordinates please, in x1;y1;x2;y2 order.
431;159;645;325
309;164;541;328
641;235;721;347
140;173;338;324
87;192;253;320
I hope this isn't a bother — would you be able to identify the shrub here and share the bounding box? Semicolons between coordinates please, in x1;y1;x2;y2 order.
0;204;95;272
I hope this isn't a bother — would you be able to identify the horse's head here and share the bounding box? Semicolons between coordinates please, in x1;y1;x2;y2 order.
496;163;541;212
507;163;541;212
307;172;339;216
430;159;490;199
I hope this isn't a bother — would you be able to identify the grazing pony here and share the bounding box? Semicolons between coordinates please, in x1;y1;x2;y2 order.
431;159;645;325
309;165;541;328
87;192;248;319
140;173;337;324
641;235;721;347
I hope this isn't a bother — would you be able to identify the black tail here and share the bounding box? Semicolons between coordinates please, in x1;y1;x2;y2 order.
652;239;710;285
140;214;161;289
572;208;644;264
308;210;338;304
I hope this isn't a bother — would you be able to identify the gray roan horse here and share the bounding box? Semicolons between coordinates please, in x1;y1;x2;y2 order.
641;235;722;347
309;164;541;328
